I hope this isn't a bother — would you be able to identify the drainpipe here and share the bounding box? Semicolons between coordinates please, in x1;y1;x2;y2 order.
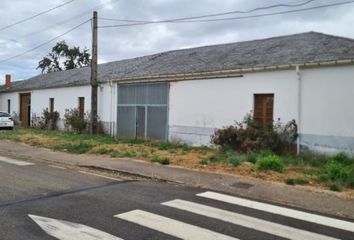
109;80;114;136
296;65;302;155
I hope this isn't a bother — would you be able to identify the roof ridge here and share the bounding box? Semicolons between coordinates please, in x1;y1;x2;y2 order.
32;31;354;76
100;31;349;66
307;31;354;43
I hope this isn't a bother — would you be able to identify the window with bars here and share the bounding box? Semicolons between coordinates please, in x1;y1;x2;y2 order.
254;94;274;127
49;98;54;113
78;97;85;118
7;99;10;114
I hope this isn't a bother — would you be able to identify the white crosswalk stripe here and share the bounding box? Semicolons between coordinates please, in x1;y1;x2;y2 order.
115;209;239;240
29;215;122;240
114;191;352;240
0;156;34;166
197;191;354;233
162;199;339;240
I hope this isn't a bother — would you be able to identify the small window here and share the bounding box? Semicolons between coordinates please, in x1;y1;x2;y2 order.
78;97;85;118
49;98;54;113
254;94;274;127
7;99;11;114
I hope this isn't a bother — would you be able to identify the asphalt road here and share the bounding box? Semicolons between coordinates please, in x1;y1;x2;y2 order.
0;155;353;240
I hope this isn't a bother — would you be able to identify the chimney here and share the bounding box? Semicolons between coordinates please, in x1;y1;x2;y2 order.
5;74;11;87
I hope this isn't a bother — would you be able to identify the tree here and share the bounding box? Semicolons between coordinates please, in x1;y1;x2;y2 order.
37;41;91;74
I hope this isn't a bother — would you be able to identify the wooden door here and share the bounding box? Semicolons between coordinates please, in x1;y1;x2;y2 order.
254;94;274;127
20;93;31;127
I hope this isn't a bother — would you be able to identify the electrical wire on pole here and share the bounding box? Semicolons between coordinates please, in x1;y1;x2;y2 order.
98;0;354;28
0;0;76;32
98;0;318;24
0;0;120;48
0;19;90;64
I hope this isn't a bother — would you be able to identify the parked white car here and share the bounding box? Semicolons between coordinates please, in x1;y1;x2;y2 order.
0;111;14;130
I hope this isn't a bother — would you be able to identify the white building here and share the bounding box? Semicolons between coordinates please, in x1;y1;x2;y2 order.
1;32;354;155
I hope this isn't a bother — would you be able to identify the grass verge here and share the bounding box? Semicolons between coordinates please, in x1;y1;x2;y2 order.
0;128;353;193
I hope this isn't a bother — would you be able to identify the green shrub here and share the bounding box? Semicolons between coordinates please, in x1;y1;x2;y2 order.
225;151;243;166
327;161;352;180
156;142;191;151
123;151;137;158
95;148;114;155
64;108;88;133
211;113;298;154
316;153;354;188
205;155;224;164
32;108;60;130
200;150;243;167
246;152;258;164
140;150;149;158
199;159;209;165
56;142;92;154
331;152;353;165
329;182;342;192
256;154;283;172
151;156;170;165
110;151;120;158
285;177;309;185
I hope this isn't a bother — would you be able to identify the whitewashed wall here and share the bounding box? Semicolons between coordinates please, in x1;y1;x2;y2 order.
2;64;354;155
169;70;299;145
31;83;117;134
300;65;354;155
0;91;20;121
98;82;117;135
0;83;117;135
31;86;91;129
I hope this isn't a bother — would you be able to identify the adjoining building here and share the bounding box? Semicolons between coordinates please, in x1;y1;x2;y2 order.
1;31;354;155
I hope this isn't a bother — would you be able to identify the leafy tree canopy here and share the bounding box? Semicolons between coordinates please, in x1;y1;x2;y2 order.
37;41;91;74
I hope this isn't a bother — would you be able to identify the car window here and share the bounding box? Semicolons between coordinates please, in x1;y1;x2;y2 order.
0;112;10;117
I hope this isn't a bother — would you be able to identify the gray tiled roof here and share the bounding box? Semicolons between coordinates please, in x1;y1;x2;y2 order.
1;31;354;92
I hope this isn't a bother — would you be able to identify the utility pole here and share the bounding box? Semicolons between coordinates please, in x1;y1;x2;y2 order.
90;11;98;134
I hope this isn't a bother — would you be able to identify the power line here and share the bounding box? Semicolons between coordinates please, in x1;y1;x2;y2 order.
98;0;317;23
0;0;76;32
0;0;120;48
19;0;120;39
0;19;90;64
98;0;354;28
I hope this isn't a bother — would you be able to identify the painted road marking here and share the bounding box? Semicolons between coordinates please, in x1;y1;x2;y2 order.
0;156;34;166
79;171;121;181
29;215;122;240
197;191;354;233
115;210;238;240
49;165;66;170
163;199;338;240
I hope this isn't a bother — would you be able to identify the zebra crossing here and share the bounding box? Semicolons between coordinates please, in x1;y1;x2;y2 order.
31;190;354;240
115;191;352;240
197;191;354;232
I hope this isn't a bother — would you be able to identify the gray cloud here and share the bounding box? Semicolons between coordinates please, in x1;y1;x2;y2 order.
0;0;354;81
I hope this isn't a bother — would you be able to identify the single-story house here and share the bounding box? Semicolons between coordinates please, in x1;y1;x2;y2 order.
1;31;354;155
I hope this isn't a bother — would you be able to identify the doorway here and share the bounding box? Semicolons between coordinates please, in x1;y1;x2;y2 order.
117;82;169;141
136;106;146;139
20;93;31;127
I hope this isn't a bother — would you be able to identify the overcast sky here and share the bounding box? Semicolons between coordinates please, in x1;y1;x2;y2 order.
0;0;353;81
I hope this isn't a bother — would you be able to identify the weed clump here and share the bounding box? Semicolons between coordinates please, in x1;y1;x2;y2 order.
151;156;170;165
285;177;309;185
324;153;354;188
256;154;283;172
